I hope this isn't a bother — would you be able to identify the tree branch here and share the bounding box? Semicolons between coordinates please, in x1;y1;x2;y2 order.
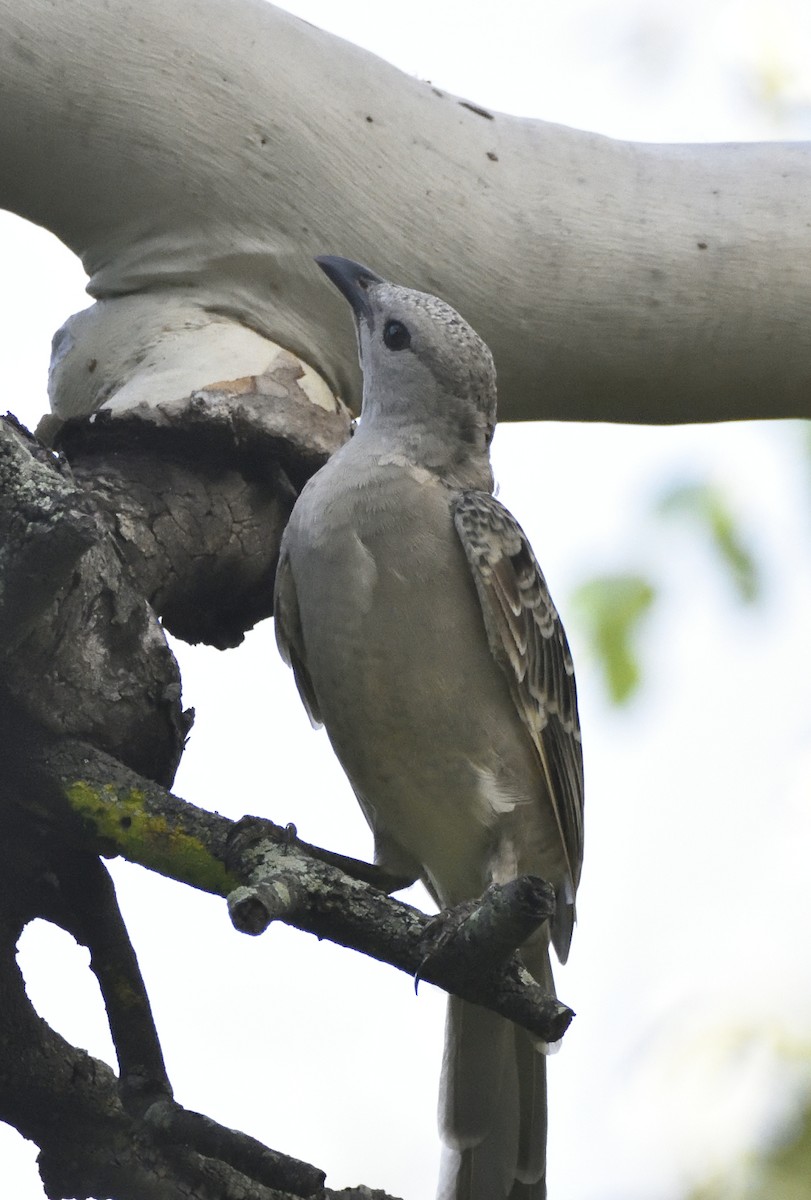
20;735;572;1046
142;1101;324;1196
0;749;402;1199
1;0;809;429
0;822;329;1199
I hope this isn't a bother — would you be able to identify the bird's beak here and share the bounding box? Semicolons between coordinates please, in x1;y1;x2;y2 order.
316;255;383;327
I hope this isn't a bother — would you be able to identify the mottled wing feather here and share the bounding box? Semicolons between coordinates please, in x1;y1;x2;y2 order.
453;491;584;956
273;543;323;728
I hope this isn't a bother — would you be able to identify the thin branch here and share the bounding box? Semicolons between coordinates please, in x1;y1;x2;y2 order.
226;818;572;1045
144;1101;325;1196
52;852;174;1115
24;735;573;1046
0;907;326;1200
0;800;396;1199
415;875;557;977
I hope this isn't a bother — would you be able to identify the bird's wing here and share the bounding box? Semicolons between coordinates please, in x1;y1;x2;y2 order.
273;542;323;728
453;490;584;960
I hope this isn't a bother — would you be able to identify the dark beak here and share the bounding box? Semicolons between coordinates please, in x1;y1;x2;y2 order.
315;255;384;326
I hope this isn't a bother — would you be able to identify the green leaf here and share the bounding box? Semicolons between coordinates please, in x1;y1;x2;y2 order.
657;482;760;604
570;574;656;705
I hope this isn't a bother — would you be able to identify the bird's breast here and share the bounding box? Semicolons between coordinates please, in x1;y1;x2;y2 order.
286;455;548;901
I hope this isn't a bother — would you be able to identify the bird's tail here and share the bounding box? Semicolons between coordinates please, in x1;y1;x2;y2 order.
437;947;552;1200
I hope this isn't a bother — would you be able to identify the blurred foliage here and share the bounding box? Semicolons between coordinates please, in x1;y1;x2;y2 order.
763;1093;811;1200
743;16;811;134
570;432;811;1200
570;480;762;706
687;1051;811;1200
569;573;655;704
657;482;761;604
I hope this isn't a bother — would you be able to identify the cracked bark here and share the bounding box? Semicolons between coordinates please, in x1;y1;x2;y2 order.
0;416;187;783
1;404;564;1197
53;355;352;649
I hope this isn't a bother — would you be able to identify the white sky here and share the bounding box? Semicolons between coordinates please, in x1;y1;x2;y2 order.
2;3;811;1199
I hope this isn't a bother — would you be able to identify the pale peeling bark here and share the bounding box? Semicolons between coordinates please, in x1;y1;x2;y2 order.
1;0;809;429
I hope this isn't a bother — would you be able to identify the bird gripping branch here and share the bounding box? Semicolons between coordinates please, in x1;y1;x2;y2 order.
274;256;584;1200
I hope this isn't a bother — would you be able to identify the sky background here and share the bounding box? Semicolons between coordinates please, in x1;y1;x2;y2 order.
2;2;811;1198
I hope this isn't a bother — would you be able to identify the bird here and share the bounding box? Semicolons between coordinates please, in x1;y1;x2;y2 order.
273;256;584;1199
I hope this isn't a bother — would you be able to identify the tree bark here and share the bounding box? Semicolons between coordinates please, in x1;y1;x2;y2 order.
0;417;187;781
1;0;809;429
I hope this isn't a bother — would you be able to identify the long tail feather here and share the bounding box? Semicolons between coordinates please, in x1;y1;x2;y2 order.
438;946;553;1199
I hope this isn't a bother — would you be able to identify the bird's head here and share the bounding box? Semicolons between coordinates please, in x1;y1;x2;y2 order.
316;256;497;471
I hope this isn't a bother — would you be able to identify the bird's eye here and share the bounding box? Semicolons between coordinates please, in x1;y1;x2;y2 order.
383;319;411;351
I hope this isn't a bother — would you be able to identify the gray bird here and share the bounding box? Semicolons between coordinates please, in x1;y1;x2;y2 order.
274;257;584;1200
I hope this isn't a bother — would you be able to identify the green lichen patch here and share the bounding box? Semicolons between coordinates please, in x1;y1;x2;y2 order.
66;780;235;896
